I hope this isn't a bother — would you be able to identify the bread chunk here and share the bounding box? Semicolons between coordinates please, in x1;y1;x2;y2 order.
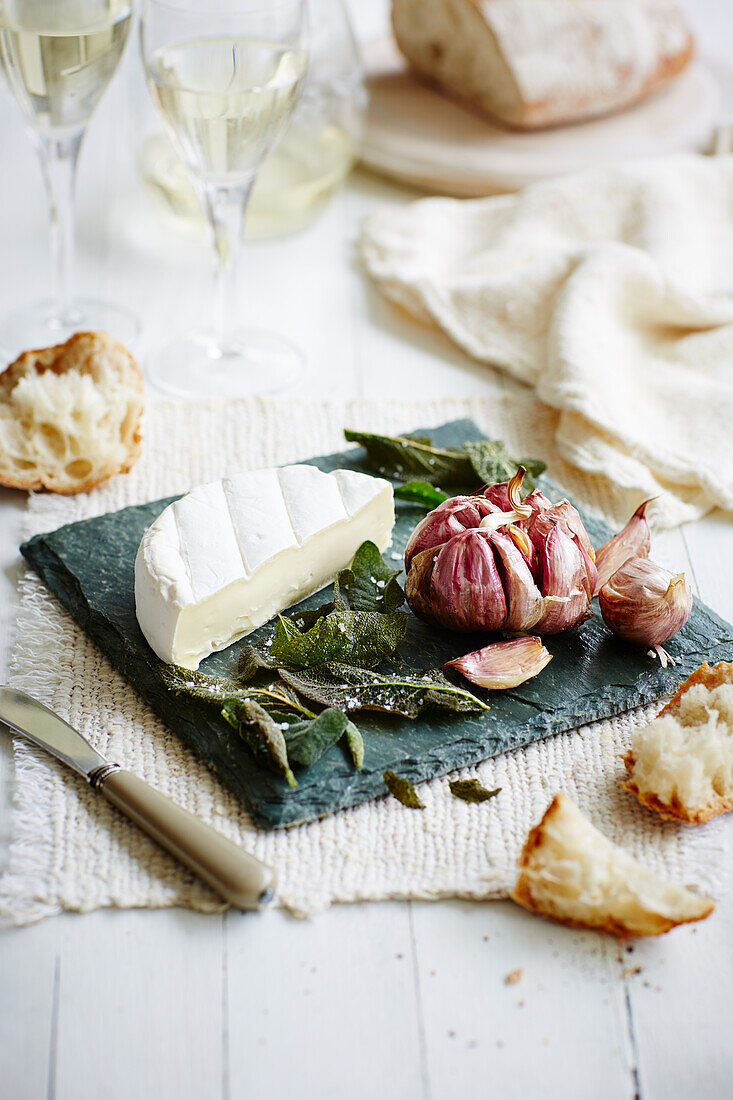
392;0;694;131
512;793;713;937
623;662;733;824
0;331;144;495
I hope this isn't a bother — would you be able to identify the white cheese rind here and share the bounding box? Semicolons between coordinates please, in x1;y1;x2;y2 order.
222;469;296;575
177;481;247;601
135;464;394;669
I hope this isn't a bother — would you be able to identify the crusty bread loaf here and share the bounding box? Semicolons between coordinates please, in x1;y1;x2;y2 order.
392;0;694;131
623;662;733;824
0;331;144;495
512;793;713;937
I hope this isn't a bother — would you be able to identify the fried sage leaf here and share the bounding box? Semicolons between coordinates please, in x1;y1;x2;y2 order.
393;480;449;509
163;663;314;718
284;707;349;769
345;428;475;486
269;605;407;670
345;429;546;491
462;440;546;491
239;544;406;678
337;539;404;613
449;779;501;803
235;700;297;788
384;770;425;809
279;663;490;717
344;719;365;768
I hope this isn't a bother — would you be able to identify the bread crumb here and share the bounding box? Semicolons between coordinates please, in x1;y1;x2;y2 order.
505;968;523;985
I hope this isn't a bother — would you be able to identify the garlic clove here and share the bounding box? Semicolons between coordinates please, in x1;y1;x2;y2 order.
489;530;545;631
574;534;598;601
478;468;534;532
430;531;507;632
505;466;533;520
483;481;512;512
594;499;653;595
483;466;533;519
404;545;442;626
528;506;597;599
599;557;692;650
552;500;596;564
535;523;590;633
445;636;552;690
404;495;498;570
507;523;533;562
523;487;553;512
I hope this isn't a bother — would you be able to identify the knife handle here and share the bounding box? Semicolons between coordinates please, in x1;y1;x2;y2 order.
95;768;276;910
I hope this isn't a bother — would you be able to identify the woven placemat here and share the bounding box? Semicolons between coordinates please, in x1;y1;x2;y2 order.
0;391;726;924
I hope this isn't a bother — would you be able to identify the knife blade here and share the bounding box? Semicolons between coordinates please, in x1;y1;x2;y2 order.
0;687;276;911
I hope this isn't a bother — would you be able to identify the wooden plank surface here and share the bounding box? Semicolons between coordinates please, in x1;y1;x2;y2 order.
2;1;733;1099
410;900;634;1100
53;911;225;1100
226;905;425;1100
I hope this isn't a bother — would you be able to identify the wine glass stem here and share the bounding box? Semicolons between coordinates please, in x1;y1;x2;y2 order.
206;181;254;356
39;132;84;328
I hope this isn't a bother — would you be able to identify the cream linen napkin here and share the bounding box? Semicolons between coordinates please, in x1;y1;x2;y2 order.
361;154;733;528
0;397;725;925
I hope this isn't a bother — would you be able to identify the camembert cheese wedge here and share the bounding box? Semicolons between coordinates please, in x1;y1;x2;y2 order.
135;464;395;669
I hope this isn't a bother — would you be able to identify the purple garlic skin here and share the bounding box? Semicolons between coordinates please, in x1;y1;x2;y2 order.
445;636;552;690
404;495;500;572
404;470;597;636
599;558;692;648
594;499;653;595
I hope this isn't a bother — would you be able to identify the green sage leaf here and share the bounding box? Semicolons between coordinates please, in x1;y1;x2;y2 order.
283;707;349;768
337;539;404;613
237;700;297;788
383;770;425;809
449;779;501;803
344;719;365;768
344;428;475;486
269;606;407;670
279;663;490;717
345;428;545;491
461;440;546;491
394;481;449;508
162;663;314;719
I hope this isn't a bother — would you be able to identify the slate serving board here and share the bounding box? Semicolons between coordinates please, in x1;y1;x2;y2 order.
21;419;733;829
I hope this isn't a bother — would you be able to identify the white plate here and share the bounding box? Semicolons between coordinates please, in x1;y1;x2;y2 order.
359;37;725;196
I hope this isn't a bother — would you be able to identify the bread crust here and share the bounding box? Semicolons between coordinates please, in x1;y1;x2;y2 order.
0;331;144;495
392;0;695;132
622;661;733;824
512;794;714;937
659;660;733;718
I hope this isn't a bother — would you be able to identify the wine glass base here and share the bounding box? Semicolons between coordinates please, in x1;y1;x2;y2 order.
0;299;141;362
147;328;306;397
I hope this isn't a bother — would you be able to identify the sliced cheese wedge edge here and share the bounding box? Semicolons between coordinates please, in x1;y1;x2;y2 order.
134;464;395;670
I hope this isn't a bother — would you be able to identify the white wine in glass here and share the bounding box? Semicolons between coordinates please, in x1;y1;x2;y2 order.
140;0;309;397
0;1;139;356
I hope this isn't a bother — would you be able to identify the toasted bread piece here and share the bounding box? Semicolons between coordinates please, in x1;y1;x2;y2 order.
512;793;713;937
623;662;733;824
0;331;143;495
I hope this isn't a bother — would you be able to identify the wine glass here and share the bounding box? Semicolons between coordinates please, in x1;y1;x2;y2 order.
0;1;139;355
140;0;309;397
136;0;364;239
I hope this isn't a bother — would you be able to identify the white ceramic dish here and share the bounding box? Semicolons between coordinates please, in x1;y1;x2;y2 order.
359;37;726;196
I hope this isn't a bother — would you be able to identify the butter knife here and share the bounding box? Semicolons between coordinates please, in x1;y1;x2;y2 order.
0;687;276;911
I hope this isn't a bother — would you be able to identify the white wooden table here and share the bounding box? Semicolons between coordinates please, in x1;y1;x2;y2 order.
2;3;732;1097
